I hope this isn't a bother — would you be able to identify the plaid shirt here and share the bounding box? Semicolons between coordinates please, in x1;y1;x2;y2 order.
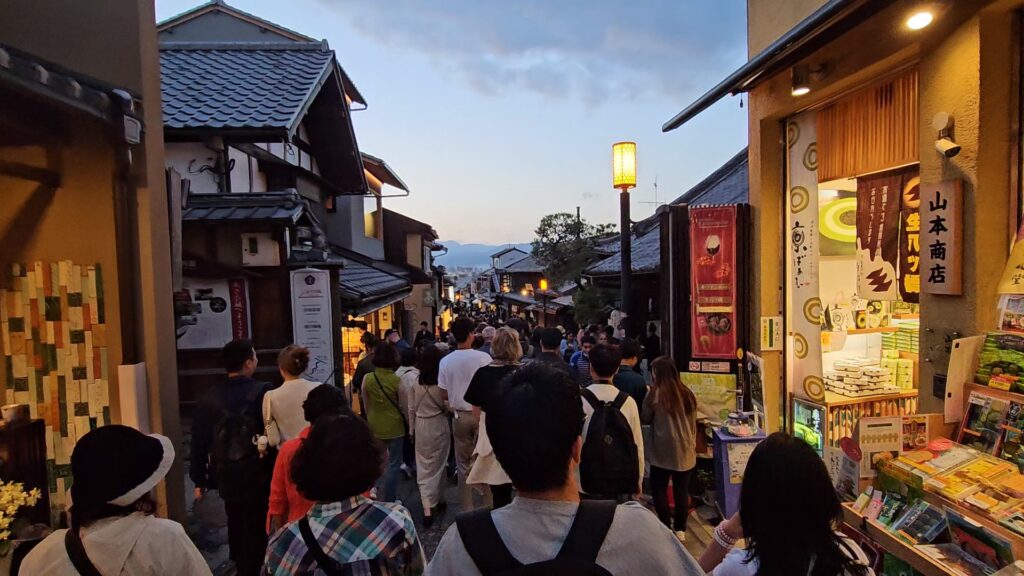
263;496;425;576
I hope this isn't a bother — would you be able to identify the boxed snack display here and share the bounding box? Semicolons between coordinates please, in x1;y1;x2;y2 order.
825;357;899;397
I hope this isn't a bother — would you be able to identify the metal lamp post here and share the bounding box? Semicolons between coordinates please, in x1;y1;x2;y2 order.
612;142;636;335
539;278;549;327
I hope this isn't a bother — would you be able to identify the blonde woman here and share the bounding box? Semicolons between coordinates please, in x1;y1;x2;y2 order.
263;345;320;447
463;327;522;508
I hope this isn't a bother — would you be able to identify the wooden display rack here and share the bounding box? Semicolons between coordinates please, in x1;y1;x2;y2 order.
842;504;954;576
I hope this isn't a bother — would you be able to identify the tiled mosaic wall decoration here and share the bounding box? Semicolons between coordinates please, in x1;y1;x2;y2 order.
0;262;110;522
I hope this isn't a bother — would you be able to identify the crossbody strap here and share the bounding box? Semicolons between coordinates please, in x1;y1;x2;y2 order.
456;509;522;574
557;500;617;562
298;516;343;576
415;385;446;417
370;374;408;432
65;529;104;576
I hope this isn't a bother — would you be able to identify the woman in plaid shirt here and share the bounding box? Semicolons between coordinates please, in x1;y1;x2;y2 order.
263;413;425;575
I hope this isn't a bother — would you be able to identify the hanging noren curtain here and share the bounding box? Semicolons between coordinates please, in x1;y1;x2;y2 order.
816;70;918;182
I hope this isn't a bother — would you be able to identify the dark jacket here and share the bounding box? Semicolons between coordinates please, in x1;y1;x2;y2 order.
532;351;572;376
613;364;647;409
352;355;376;393
189;375;271;490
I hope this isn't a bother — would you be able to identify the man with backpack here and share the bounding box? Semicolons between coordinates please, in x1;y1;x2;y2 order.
580;344;644;500
190;339;274;576
426;363;702;575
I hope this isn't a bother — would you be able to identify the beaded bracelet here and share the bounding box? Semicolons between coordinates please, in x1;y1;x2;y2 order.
713;523;738;549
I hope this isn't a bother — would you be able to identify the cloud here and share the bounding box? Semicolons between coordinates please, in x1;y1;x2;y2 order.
318;0;746;104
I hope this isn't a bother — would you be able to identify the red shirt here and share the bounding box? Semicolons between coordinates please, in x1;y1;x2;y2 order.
267;427;314;533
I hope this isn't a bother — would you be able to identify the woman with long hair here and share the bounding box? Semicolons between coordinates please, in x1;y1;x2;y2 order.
263;345;320;447
699;432;874;576
642;356;698;541
464;327;522;508
410;344;450;527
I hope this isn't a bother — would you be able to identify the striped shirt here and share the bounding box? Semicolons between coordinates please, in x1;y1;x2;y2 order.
263;496;425;576
570;350;593;386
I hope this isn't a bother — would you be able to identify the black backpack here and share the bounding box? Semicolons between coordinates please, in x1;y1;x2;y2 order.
209;381;264;499
457;500;617;576
580;389;639;497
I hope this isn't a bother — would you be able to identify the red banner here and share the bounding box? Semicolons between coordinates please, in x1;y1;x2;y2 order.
229;278;250;339
690;206;738;359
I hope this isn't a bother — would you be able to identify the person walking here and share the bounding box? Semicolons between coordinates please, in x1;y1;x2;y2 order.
642;356;698;542
190;339;273;576
580;344;645;500
643;323;661;373
264;414;426;575
351;332;379;415
478;326;495;356
439;317;492;511
267;384;350;534
263;345;320;448
426;363;703;576
414;321;434;349
465;327;520;509
698;433;874;576
411;345;450;527
361;343;408;503
397;348;419;479
21;425;211;575
613;338;647;408
532;328;571;376
569;334;596;386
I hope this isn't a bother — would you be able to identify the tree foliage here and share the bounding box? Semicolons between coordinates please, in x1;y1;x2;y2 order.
573;286;613;326
531;213;615;288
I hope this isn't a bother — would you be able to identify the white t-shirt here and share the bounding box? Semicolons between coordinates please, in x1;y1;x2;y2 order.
582;383;645;488
438;348;492;411
21;512;212;576
713;533;875;576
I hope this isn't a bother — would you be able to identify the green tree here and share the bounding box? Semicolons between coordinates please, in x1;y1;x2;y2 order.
572;285;613;326
531;213;615;289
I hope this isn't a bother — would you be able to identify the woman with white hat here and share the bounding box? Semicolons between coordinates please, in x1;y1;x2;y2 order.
21;425;211;575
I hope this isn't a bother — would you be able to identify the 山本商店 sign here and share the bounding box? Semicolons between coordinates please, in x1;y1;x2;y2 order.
919;180;963;295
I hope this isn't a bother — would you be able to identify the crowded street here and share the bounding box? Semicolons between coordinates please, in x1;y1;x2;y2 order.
5;0;1024;575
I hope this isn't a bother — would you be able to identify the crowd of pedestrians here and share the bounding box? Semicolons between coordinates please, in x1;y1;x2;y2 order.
18;315;876;576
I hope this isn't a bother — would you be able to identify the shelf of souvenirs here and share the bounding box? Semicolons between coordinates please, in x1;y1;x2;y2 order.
841;504;957;576
966;382;1024;405
824;389;920;408
871;440;1024;553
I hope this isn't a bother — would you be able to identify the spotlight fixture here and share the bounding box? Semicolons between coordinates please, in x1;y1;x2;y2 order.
791;64;811;96
907;11;933;30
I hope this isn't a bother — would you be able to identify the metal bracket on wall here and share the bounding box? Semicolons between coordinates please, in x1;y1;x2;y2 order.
0;160;60;188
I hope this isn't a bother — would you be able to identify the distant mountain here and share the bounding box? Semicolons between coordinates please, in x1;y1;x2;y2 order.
436;241;532;269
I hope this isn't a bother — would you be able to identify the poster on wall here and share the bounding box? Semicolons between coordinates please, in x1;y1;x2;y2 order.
920;180;963;295
291;269;336;386
689;205;738;359
177;277;250;349
856;167;908;301
787;113;825;402
898;172;922;303
681;372;736;424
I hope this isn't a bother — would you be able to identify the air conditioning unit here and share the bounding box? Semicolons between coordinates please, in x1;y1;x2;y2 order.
241;233;280;267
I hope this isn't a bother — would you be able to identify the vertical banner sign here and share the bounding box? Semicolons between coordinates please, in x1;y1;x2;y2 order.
997;222;1024;294
898;172;921;303
856;169;903;300
788;113;825;402
228;279;250;340
291;269;336;385
689;205;738;359
920;181;963;295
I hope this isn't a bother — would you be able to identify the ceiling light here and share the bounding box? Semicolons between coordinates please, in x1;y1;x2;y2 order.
791;64;811;96
907;11;933;30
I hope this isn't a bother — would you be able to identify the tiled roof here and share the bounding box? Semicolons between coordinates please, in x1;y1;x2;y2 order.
339;261;410;299
160;43;333;134
182;191;310;224
586;224;661;276
505;254;545;273
491;247;527;259
0;43;122;122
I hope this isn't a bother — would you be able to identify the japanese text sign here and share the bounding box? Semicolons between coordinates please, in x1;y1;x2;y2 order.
997;223;1024;294
920;180;962;295
690;205;738;359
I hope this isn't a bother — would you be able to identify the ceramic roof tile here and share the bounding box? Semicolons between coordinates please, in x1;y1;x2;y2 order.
159;44;333;132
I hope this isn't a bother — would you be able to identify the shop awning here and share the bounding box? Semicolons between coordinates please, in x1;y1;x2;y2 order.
338;260;412;317
662;0;883;132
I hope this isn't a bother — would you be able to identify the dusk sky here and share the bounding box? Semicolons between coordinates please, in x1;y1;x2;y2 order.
155;0;749;244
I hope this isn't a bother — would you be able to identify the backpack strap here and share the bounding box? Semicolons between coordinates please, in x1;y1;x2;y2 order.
557;500;617;563
298;516;343;576
581;388;601;410
65;529;104;576
611;391;629;410
456;509;522;575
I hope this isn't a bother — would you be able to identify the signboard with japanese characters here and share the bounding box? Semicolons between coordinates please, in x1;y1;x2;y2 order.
291;269;336;385
920;180;963;295
689;205;738;359
898;174;921;303
997;223;1024;294
856;168;911;301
